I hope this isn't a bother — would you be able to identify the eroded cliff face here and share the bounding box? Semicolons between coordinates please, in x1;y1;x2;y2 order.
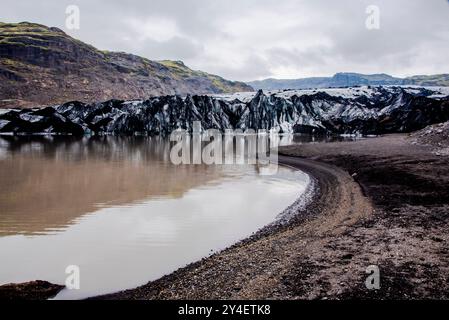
0;22;253;108
1;86;448;136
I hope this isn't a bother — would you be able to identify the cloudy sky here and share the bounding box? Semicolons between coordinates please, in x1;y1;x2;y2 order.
1;0;449;81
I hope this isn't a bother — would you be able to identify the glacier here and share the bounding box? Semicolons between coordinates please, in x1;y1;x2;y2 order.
0;86;448;136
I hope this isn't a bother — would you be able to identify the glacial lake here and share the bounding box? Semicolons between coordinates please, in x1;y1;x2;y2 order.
0;135;310;299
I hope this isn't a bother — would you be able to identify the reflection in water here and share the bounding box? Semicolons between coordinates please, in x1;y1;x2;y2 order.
0;135;309;299
0;136;228;236
0;133;337;236
0;137;213;235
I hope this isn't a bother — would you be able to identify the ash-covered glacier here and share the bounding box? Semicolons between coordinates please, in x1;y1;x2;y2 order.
0;86;448;136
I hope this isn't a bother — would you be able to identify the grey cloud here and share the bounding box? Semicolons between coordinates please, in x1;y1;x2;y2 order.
136;36;204;61
266;47;330;69
1;0;449;80
201;54;272;81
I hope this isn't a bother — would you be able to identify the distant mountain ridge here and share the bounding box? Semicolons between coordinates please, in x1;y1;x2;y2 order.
0;22;253;108
248;72;449;90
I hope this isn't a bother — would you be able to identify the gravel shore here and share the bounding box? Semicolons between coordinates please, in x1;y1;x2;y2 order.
280;134;449;299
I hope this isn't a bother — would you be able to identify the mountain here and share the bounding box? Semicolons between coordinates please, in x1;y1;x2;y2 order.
402;74;449;87
1;86;448;136
0;22;253;108
248;72;449;90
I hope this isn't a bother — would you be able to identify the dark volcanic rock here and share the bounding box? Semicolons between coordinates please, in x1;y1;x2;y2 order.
1;86;448;136
0;280;64;300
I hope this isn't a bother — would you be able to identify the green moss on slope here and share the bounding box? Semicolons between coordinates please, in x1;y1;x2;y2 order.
0;21;253;108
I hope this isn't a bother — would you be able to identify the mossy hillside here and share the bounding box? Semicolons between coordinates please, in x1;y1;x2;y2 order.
158;60;249;92
0;22;253;108
159;60;197;78
0;57;40;70
0;22;100;57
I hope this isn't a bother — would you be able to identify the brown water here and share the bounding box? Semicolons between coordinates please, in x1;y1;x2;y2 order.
0;135;309;299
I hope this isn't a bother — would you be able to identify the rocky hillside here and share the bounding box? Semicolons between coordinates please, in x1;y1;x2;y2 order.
410;121;449;149
1;86;448;136
0;22;252;108
249;72;449;90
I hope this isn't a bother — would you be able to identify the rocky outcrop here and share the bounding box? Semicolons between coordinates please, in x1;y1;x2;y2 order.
0;22;253;108
1;86;448;136
0;281;64;300
409;121;449;149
